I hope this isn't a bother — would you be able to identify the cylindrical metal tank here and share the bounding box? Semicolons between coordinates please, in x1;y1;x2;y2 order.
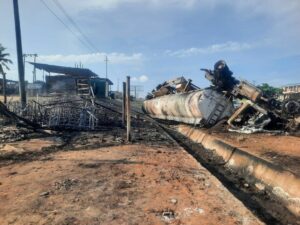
143;89;234;126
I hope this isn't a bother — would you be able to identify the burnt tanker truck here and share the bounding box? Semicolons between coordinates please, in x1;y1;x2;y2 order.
143;60;299;131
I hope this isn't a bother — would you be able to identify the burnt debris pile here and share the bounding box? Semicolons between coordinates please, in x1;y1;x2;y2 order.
144;60;300;133
0;94;122;131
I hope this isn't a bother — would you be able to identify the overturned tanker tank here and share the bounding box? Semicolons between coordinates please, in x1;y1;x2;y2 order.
144;60;299;132
143;88;234;127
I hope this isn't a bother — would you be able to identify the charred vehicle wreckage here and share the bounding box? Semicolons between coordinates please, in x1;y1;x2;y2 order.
143;60;300;133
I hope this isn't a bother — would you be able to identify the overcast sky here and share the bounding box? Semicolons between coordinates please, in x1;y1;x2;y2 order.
1;0;300;96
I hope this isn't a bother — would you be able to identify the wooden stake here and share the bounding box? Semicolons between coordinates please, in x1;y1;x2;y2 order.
126;76;131;142
122;82;126;125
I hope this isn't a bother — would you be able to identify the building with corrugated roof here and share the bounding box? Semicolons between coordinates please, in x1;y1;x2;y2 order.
29;62;113;98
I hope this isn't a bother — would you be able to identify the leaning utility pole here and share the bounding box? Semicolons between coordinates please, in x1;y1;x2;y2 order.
13;0;26;108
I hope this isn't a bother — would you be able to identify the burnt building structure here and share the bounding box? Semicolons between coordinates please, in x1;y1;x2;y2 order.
30;63;113;98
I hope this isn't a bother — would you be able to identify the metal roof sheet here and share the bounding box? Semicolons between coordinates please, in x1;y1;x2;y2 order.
29;62;113;85
29;62;98;78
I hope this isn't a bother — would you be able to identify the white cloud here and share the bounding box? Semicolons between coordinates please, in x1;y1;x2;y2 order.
132;75;149;83
166;41;255;57
58;0;300;53
38;52;144;65
139;75;149;82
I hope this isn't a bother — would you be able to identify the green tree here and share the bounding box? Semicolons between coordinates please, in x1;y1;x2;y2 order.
0;44;13;104
257;83;282;98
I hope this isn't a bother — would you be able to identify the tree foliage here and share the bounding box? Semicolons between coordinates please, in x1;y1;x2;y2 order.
0;44;13;103
0;44;13;75
257;83;282;98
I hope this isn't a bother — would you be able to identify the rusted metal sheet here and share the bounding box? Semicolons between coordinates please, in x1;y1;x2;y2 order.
232;80;262;102
143;89;234;126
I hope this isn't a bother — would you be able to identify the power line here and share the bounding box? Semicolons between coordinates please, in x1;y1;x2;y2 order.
52;0;99;52
40;0;94;52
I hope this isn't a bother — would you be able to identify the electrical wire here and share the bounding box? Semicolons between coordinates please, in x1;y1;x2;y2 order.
52;0;99;52
39;0;94;52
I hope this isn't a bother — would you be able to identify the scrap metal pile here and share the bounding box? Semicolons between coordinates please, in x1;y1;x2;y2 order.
143;60;299;132
146;77;200;99
1;94;121;131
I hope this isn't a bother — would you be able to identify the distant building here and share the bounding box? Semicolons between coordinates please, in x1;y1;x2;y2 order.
27;80;45;96
0;78;19;95
30;62;113;98
282;83;300;100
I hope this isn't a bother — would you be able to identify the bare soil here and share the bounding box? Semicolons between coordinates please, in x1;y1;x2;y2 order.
0;143;264;225
1;98;296;225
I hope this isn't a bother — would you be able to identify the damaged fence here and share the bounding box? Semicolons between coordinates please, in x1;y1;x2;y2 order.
2;94;121;131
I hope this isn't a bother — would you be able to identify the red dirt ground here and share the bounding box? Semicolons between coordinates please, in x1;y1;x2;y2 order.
0;144;264;225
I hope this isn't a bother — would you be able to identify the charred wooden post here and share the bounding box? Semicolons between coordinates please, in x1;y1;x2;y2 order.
122;82;126;125
126;76;131;141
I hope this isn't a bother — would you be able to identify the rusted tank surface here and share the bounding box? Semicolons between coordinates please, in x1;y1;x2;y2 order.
143;89;234;126
233;80;262;102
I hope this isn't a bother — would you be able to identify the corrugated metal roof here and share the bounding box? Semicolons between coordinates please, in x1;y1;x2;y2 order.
0;78;18;83
93;77;113;85
29;62;98;78
29;62;113;85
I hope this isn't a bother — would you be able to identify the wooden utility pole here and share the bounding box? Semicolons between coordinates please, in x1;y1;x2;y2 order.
13;0;26;108
122;82;126;125
104;56;109;97
33;54;38;82
130;85;143;100
23;53;38;83
126;76;131;142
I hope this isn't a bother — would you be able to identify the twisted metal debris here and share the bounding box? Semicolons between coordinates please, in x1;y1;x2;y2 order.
3;94;120;130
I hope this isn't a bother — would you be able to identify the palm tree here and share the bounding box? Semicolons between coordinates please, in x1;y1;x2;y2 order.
0;44;13;104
